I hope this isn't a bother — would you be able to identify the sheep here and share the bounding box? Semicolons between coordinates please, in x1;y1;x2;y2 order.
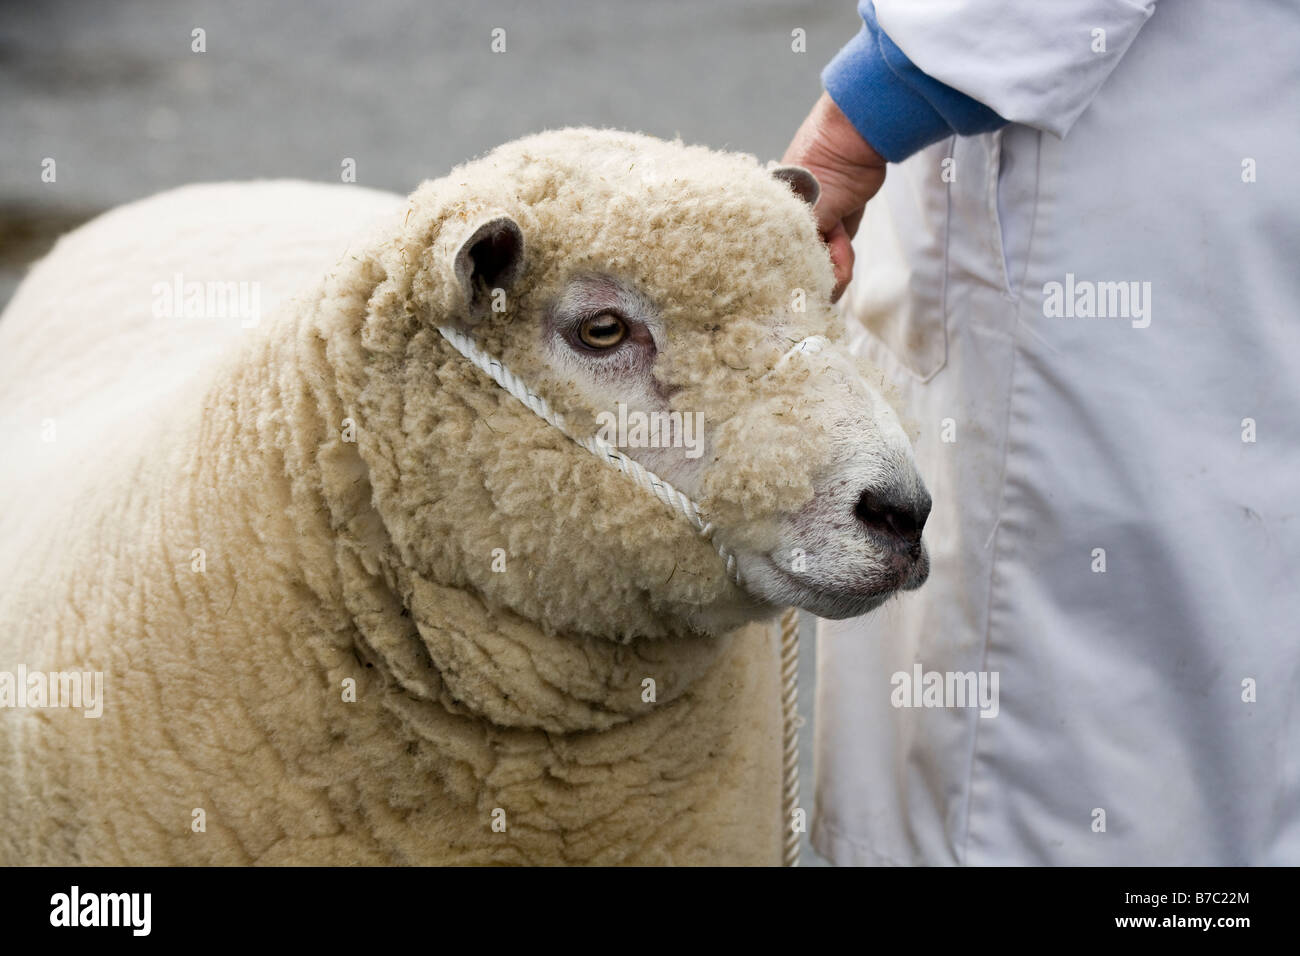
0;129;930;865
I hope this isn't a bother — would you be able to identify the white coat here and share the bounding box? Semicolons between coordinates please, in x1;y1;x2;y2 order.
815;0;1300;865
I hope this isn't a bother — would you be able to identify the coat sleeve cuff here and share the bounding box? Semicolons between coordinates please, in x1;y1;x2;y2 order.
821;0;1007;163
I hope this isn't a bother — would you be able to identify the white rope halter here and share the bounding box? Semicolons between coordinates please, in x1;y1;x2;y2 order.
435;323;826;585
434;322;822;866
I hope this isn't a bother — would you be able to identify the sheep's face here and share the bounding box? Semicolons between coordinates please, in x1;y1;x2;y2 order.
362;129;930;640
529;269;931;626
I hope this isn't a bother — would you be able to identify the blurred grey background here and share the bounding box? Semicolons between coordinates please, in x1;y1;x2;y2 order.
1;0;865;865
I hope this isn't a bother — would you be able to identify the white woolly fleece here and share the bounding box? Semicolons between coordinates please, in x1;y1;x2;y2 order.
0;130;882;864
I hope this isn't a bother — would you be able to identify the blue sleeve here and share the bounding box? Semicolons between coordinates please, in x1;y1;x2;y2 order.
822;0;1008;163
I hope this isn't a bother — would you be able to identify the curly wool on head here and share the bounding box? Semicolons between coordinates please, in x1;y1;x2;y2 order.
328;129;844;645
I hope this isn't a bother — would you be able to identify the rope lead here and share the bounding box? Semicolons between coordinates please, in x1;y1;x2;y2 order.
434;323;805;866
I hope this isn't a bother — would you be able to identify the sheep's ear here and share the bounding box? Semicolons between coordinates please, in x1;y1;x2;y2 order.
770;165;821;207
453;215;525;319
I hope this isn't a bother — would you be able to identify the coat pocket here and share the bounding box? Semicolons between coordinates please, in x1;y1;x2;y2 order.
842;139;953;383
844;131;1032;379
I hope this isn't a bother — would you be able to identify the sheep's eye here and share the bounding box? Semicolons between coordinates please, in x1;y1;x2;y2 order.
577;313;627;350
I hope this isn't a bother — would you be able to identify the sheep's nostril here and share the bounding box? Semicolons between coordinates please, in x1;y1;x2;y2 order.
854;488;930;547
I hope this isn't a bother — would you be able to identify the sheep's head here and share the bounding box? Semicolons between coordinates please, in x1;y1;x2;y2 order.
352;129;929;642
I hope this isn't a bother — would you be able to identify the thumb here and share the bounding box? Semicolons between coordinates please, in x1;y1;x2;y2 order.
824;220;855;302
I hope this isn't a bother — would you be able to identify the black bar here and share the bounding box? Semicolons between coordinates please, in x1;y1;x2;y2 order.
0;865;1283;942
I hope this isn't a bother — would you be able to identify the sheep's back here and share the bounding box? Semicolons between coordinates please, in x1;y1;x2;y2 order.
0;180;402;576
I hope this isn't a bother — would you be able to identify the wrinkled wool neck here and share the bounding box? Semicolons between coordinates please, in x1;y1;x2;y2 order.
200;299;732;737
390;569;731;734
187;313;356;625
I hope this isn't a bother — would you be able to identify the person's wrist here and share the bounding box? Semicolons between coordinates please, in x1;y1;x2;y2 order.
782;92;886;215
810;92;886;174
782;91;888;301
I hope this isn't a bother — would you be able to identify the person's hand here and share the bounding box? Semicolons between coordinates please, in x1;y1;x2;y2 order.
782;91;887;300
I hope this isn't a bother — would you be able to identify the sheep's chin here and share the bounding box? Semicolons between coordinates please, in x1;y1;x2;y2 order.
730;548;928;621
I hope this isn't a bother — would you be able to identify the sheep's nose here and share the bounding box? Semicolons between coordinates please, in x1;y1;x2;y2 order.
855;487;931;548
